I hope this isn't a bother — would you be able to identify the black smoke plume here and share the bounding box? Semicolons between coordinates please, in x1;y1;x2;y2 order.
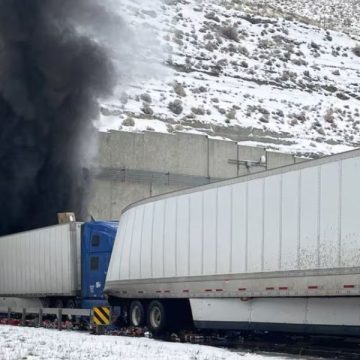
0;0;116;235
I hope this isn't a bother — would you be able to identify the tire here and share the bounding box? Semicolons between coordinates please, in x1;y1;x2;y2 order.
147;300;167;335
129;300;146;327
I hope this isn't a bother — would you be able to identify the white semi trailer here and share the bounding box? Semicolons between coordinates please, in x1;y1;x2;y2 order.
0;223;82;304
105;148;360;335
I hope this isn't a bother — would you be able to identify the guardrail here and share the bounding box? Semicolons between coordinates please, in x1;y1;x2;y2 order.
0;307;92;331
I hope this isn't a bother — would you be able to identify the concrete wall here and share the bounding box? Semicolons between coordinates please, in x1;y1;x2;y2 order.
266;151;295;169
88;130;307;221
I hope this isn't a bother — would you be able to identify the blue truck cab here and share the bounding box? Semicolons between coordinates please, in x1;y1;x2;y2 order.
80;221;118;309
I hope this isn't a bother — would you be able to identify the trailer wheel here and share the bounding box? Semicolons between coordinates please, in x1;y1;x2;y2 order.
147;300;167;334
129;300;146;327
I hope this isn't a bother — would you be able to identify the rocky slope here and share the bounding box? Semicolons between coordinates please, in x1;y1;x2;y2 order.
99;0;360;155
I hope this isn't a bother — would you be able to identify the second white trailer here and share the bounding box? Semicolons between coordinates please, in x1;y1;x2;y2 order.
106;148;360;298
105;148;360;335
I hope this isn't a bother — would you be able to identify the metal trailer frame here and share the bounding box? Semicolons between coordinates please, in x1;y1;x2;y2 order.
0;306;91;331
105;268;360;299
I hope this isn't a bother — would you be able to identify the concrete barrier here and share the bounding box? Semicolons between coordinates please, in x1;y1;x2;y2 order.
89;131;308;220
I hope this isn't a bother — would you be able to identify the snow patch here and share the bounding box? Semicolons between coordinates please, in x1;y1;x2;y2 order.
0;326;291;360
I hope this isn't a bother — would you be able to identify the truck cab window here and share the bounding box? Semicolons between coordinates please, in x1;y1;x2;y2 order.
90;256;99;271
92;235;100;247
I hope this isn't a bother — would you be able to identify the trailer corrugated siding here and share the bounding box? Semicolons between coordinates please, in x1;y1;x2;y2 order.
106;149;360;297
0;223;80;297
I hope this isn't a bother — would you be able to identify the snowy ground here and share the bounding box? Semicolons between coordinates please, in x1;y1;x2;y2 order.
0;326;304;360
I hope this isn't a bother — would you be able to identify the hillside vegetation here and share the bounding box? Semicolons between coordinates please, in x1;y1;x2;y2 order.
99;0;360;155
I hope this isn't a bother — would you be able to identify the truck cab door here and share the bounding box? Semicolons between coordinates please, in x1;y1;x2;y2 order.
86;251;109;298
81;224;116;308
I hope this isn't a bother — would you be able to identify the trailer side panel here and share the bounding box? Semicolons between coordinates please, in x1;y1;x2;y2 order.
0;223;81;297
106;150;360;298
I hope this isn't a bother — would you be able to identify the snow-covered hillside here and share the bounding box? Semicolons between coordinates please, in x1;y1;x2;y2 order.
98;0;360;155
233;0;360;36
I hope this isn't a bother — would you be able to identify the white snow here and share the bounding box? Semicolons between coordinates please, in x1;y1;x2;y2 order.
246;0;360;36
0;325;295;360
97;0;360;156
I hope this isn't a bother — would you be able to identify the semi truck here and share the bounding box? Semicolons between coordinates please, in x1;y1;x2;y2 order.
104;147;360;336
2;148;360;337
0;221;117;309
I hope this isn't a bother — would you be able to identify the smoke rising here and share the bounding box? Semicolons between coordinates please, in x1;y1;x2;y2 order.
0;0;116;235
